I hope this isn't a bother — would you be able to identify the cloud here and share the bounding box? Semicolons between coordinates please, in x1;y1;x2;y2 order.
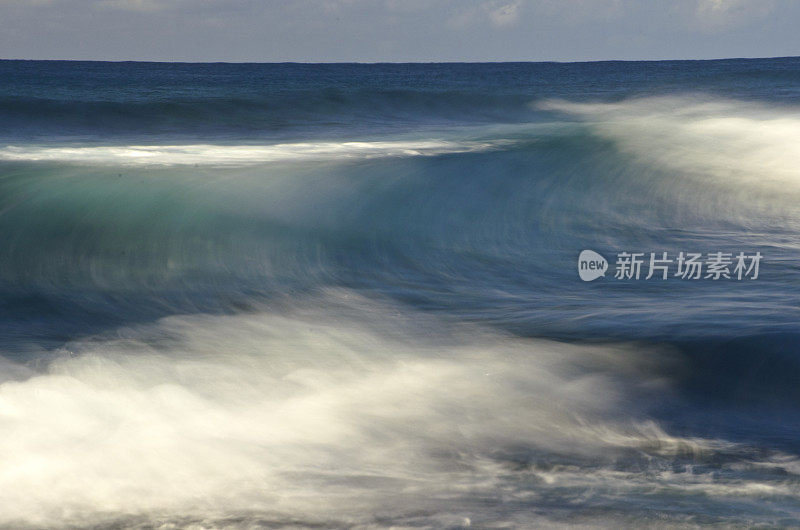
446;0;522;30
486;0;521;27
698;0;743;13
693;0;776;30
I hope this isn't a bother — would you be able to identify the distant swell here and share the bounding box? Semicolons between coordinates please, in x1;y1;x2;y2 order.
0;91;537;140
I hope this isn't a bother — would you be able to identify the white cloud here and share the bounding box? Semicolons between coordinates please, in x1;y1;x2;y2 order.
694;0;776;30
486;0;521;27
446;0;522;30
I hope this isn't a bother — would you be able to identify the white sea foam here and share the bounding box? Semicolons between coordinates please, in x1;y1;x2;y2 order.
0;291;789;528
539;96;800;191
0;139;505;166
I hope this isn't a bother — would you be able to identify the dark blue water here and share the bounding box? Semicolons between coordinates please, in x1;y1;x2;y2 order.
1;59;800;528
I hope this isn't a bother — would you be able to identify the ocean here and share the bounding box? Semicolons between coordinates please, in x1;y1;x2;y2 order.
1;58;799;528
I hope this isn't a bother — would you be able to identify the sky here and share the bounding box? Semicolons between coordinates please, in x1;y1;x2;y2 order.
1;0;799;63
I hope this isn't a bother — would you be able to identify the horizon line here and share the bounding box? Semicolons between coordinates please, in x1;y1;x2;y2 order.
1;55;799;66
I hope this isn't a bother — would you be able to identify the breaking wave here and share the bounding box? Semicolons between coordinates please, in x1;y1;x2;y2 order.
3;292;798;528
0;140;508;166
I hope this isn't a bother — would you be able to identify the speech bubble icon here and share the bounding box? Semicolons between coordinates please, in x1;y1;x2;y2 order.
578;250;608;281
